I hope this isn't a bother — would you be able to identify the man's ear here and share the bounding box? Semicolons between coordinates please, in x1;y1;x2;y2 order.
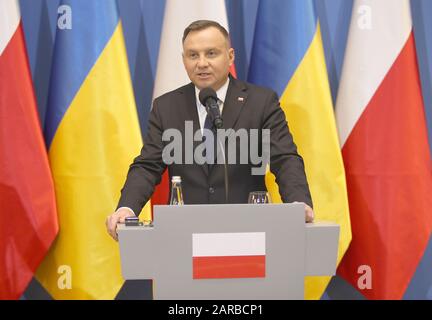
229;48;235;66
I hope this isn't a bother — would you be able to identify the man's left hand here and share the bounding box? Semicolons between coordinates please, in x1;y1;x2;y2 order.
305;204;314;223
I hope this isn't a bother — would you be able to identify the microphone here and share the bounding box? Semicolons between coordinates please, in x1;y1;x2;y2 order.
199;88;223;129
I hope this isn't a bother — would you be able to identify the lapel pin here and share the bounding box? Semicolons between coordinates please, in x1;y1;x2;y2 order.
238;97;244;102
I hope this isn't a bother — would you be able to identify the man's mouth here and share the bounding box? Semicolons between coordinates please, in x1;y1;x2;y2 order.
197;72;211;79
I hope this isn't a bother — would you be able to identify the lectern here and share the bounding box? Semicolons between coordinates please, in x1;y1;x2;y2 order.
118;203;339;299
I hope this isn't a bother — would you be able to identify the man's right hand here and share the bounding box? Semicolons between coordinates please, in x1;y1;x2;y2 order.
106;208;135;241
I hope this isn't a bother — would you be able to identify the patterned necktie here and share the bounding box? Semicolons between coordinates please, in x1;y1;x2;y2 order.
203;108;217;168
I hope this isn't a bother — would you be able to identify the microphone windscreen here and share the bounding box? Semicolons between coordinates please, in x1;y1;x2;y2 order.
199;87;217;106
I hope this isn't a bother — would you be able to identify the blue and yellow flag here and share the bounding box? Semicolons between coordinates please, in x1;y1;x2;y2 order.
36;0;150;299
248;0;352;299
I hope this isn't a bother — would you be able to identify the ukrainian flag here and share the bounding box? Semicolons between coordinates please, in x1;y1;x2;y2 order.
36;0;150;299
248;0;352;299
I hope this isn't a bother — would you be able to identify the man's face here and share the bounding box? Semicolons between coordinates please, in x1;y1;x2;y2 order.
182;26;235;91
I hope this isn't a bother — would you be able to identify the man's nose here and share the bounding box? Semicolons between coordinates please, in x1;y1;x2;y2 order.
197;56;209;68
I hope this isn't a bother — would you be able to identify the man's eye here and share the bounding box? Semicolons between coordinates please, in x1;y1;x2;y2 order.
188;53;198;59
207;51;217;57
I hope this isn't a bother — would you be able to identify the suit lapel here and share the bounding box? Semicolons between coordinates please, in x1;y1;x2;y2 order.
179;82;200;130
214;78;248;162
222;78;248;131
178;83;209;176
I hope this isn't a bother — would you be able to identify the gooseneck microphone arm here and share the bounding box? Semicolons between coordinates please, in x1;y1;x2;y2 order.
216;136;229;203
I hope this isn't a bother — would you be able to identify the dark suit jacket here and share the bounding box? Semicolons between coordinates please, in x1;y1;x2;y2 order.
118;77;312;214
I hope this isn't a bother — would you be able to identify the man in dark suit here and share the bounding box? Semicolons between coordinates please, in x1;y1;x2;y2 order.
107;20;313;240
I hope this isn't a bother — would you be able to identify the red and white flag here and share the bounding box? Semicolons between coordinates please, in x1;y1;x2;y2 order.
192;233;266;279
0;0;58;299
150;0;236;209
335;0;432;299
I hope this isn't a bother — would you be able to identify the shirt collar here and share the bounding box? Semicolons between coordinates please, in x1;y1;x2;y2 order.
195;77;230;107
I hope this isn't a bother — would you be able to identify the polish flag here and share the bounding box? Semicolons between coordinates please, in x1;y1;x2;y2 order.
151;0;236;210
192;233;266;279
0;0;58;299
335;0;432;299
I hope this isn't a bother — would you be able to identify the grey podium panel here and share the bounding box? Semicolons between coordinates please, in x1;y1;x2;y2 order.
118;203;339;300
305;222;340;276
